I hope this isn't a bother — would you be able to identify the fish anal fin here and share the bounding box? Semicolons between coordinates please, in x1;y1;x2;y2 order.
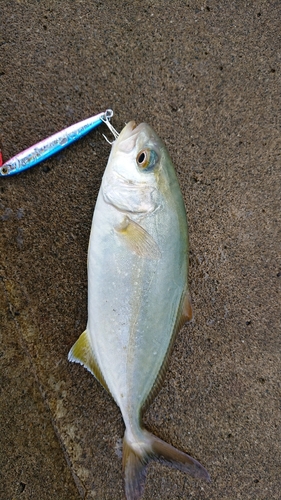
123;429;210;499
68;330;110;394
115;216;161;260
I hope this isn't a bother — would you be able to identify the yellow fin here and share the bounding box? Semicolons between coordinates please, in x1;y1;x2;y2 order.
179;291;193;327
115;216;161;259
68;330;110;394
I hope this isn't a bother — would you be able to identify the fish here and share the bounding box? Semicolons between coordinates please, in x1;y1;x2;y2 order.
68;120;210;499
0;109;113;176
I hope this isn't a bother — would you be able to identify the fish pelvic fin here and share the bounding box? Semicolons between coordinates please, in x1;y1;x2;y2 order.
122;429;210;500
68;330;110;394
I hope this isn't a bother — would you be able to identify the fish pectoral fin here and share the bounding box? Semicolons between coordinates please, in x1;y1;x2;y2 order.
123;429;210;500
115;216;161;260
68;330;110;394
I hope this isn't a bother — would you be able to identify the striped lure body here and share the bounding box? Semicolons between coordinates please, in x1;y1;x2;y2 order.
0;109;113;176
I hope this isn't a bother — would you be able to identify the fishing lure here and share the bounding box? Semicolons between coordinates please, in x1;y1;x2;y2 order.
0;109;114;176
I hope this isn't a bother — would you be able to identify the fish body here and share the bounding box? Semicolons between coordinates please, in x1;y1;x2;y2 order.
0;109;113;176
69;121;209;499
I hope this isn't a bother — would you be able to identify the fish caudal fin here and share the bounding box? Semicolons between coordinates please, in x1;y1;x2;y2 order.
123;438;149;500
122;429;210;500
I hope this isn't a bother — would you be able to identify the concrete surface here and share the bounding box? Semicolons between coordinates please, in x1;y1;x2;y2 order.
0;1;280;499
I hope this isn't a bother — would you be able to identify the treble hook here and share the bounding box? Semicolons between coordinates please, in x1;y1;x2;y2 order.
101;109;119;145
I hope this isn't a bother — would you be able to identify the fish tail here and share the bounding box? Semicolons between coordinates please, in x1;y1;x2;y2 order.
122;435;149;500
122;429;210;500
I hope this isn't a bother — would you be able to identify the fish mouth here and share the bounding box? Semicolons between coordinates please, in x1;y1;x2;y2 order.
114;121;145;153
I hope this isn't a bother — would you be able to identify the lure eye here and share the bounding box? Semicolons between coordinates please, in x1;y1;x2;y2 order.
136;149;158;171
1;166;9;175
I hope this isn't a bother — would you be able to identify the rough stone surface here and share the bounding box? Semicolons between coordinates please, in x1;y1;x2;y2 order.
0;1;280;499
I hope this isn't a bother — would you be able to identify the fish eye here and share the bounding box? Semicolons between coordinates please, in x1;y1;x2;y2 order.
137;151;146;165
136;149;158;171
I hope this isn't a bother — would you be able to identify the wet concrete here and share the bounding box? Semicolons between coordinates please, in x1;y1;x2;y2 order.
0;1;280;499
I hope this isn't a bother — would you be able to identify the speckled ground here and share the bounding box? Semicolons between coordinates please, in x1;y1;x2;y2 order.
0;1;280;499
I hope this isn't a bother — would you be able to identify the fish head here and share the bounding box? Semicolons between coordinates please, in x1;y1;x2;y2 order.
109;121;168;180
112;121;171;176
102;121;178;214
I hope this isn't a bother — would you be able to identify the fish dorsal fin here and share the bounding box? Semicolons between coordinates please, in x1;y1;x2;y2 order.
178;291;193;331
142;289;192;412
68;330;110;394
115;216;161;259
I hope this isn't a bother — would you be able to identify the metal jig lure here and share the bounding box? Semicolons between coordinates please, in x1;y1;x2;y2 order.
0;109;114;176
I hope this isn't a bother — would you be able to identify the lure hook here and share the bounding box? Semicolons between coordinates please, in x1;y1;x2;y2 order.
101;109;119;145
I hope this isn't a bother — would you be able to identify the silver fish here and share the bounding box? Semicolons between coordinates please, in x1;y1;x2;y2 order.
69;120;210;499
0;109;113;176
